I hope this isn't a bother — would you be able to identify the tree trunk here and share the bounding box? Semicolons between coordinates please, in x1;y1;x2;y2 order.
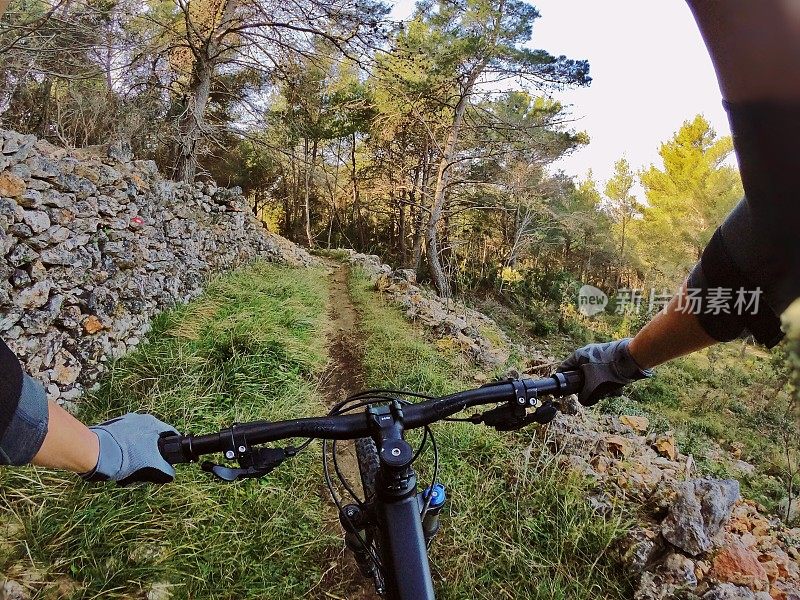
616;216;628;287
287;145;297;234
398;194;406;261
410;147;429;271
35;79;52;138
176;59;212;183
351;132;364;248
104;18;114;91
174;0;237;183
426;78;479;297
303;137;317;247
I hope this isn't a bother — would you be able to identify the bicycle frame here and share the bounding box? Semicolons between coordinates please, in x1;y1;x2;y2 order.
158;372;586;599
363;401;437;599
373;459;436;600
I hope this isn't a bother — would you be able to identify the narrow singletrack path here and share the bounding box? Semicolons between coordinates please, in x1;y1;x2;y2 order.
321;262;366;407
315;261;378;600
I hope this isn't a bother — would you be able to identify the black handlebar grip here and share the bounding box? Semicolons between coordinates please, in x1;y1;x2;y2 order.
159;432;189;465
556;369;584;396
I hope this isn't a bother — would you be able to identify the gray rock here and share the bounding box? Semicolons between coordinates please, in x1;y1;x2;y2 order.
10;269;31;288
661;479;740;556
702;583;772;600
22;210;50;234
0;579;31;600
0;311;22;332
619;528;662;574
17;189;42;209
661;553;697;588
0;126;316;406
7;223;32;238
55;173;95;198
0;197;24;221
26;155;60;178
107;139;133;162
14;281;52;309
9;162;31;180
732;460;756;476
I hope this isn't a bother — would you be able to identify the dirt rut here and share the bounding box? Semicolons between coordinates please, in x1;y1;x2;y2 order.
315;262;379;600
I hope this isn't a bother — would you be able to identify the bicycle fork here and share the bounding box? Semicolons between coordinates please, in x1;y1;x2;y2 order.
340;503;384;593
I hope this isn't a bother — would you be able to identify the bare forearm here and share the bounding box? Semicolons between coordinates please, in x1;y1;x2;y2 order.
32;401;99;473
628;283;718;370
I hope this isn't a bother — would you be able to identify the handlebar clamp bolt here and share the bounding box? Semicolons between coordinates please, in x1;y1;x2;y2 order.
517;397;526;406
225;450;235;459
238;445;247;453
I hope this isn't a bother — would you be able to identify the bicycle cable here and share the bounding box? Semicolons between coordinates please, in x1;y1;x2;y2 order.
420;425;439;522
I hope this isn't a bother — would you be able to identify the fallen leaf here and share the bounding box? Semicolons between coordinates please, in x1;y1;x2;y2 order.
654;434;678;461
620;415;649;433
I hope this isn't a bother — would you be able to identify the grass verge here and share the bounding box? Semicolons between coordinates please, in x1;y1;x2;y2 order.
349;268;633;600
605;345;795;513
0;262;340;600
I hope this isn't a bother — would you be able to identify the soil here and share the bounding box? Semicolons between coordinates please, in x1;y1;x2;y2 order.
315;262;379;600
321;262;366;405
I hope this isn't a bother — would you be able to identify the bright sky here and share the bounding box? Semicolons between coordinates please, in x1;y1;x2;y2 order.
389;0;733;186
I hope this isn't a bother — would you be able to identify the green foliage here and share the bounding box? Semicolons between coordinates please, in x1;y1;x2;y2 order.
633;115;743;283
603;157;643;275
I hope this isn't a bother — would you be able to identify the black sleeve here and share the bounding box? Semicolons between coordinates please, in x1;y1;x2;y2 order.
0;338;24;439
689;101;800;347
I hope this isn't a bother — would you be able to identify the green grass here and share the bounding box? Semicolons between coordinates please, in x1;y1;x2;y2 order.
349;268;633;600
0;261;634;599
0;262;340;600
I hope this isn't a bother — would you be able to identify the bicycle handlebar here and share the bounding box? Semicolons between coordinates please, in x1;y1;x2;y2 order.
158;370;583;465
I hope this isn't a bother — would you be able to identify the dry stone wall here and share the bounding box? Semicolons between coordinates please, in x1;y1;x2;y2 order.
344;250;539;372
0;129;315;407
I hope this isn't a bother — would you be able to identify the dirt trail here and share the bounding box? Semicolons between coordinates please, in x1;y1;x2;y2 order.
316;262;378;600
321;262;366;405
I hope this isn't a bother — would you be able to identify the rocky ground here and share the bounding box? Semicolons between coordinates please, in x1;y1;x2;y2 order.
346;251;800;600
0;129;316;407
550;408;799;600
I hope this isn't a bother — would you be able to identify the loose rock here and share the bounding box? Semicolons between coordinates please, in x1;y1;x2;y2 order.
662;479;740;556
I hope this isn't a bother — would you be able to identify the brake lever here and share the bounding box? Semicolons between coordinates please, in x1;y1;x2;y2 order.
473;401;558;431
201;447;296;482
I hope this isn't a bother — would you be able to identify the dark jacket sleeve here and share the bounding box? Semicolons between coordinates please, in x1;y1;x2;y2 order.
0;338;24;440
687;102;800;347
0;338;49;465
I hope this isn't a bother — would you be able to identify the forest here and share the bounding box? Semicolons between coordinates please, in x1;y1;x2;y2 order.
0;0;744;304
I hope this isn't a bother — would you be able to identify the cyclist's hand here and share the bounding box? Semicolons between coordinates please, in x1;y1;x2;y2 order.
558;338;653;406
82;413;178;486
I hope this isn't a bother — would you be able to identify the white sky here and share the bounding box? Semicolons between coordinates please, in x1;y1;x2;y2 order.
389;0;733;186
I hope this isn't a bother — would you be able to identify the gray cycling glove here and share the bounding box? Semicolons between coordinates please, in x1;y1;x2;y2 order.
558;338;653;406
82;413;178;486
